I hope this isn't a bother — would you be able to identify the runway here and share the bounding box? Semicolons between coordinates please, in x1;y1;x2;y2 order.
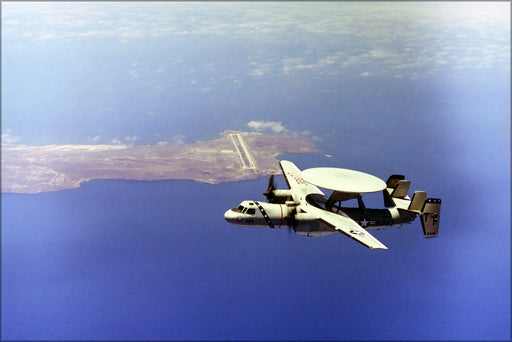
230;133;256;170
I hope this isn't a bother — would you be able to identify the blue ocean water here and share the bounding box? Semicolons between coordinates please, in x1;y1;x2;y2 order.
2;147;510;340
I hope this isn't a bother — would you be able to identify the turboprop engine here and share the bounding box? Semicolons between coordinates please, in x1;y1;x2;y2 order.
262;173;292;204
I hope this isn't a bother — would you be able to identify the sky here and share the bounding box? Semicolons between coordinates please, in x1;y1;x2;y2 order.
2;2;509;146
1;2;510;340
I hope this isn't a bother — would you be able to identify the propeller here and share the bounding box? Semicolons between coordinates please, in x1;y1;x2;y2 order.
287;222;294;239
263;173;276;203
287;207;298;231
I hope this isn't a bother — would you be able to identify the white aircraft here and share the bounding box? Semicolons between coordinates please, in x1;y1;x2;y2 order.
224;160;441;249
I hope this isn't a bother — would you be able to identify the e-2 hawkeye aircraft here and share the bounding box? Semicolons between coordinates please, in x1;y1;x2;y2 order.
224;160;441;249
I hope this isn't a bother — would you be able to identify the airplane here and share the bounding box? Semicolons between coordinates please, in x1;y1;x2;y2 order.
224;160;441;249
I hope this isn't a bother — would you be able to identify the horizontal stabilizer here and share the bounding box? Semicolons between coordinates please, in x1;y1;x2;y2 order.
421;198;441;238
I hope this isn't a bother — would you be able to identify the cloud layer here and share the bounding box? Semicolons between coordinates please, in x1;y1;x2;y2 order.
2;2;509;145
3;2;509;81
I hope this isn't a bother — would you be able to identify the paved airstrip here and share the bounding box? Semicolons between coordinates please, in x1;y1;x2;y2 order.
229;133;257;170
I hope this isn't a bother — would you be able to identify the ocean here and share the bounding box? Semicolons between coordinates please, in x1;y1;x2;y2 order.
2;149;510;340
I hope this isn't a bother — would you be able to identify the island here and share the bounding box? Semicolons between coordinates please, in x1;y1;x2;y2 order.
1;131;321;193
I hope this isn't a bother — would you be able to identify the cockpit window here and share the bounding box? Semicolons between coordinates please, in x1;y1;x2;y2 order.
232;205;244;213
233;205;256;215
232;204;256;215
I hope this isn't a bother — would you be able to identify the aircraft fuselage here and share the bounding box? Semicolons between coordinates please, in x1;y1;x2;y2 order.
224;198;417;237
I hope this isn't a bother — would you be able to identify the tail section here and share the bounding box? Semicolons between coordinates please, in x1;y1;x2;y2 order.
384;174;412;209
385;174;441;238
408;191;426;212
391;180;411;199
420;198;441;238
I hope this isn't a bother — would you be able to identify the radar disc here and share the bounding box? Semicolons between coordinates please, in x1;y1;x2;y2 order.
301;167;386;193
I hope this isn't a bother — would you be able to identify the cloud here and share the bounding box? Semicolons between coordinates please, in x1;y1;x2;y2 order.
247;121;288;134
247;121;314;139
125;136;137;143
110;137;124;145
2;2;509;82
103;135;139;146
171;134;186;145
2;132;21;144
247;60;274;77
157;134;186;146
360;71;374;77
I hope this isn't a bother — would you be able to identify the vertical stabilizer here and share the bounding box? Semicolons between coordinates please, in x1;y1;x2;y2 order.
391;180;410;198
420;198;441;238
408;191;427;212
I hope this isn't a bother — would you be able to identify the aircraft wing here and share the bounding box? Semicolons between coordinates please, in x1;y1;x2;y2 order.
279;160;324;201
280;160;387;249
309;206;388;250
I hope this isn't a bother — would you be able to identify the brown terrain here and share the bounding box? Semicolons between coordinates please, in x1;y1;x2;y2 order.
1;131;320;193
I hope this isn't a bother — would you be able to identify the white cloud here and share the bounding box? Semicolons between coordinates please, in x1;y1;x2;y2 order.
247;121;288;134
106;136;138;146
247;121;314;139
248;68;266;77
2;2;509;82
2;132;21;144
110;137;123;145
125;136;138;146
171;134;186;145
248;62;273;77
158;134;186;146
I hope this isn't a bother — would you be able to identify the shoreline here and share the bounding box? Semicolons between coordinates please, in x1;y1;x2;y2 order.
2;131;320;194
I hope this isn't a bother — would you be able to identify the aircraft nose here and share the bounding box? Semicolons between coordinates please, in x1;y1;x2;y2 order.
224;209;240;224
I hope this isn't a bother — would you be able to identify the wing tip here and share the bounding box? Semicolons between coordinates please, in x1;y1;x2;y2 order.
370;245;388;250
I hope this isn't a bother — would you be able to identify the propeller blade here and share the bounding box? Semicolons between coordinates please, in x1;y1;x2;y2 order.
287;207;298;229
263;173;276;202
287;225;293;239
268;173;275;191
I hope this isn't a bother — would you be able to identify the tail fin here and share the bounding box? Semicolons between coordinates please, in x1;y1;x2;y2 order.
420;198;441;238
386;174;405;187
384;175;411;208
385;174;442;238
385;174;411;199
408;191;427;212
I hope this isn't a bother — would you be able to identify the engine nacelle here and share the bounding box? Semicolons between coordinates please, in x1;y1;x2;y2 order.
267;189;293;204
